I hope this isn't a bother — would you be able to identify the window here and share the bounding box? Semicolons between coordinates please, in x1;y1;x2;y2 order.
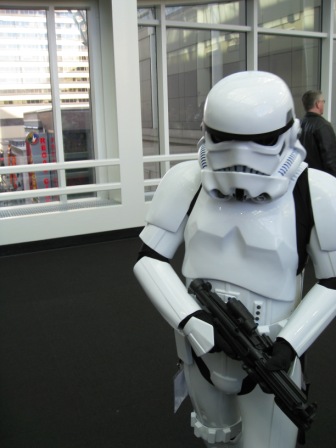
0;4;120;210
258;34;320;117
258;0;322;31
138;0;328;200
138;2;247;200
0;1;144;246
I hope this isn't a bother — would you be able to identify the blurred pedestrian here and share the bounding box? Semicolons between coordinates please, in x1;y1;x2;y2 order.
300;90;336;176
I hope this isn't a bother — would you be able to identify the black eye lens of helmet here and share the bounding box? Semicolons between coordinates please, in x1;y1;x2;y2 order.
252;135;279;146
206;119;294;146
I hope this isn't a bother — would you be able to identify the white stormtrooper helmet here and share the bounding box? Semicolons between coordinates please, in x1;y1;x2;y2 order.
199;71;306;201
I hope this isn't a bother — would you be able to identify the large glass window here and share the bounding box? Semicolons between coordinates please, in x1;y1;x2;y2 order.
0;6;119;209
167;28;245;152
138;2;246;199
137;0;330;202
165;2;245;25
258;0;322;31
0;9;50;203
55;9;95;198
258;34;320;117
138;22;159;200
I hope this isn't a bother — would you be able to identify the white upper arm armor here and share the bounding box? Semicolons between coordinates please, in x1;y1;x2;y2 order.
140;160;201;259
307;168;336;278
278;169;336;356
309;168;336;252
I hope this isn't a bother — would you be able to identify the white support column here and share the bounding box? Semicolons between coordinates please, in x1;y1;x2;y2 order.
110;0;146;226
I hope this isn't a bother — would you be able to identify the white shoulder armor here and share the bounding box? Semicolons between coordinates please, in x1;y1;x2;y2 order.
146;160;201;233
309;168;336;251
140;160;201;258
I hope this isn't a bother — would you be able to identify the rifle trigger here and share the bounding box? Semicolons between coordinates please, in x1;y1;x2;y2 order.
238;374;257;395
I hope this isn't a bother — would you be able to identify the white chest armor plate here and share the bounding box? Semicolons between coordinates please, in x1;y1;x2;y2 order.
183;188;299;322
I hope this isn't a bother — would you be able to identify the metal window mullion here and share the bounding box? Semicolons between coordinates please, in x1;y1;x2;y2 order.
165;20;250;33
86;3;111;201
258;28;327;38
0;182;121;201
156;4;170;176
46;6;67;200
321;0;334;120
0;158;120;175
87;4;105;165
144;153;197;163
138;19;159;27
246;0;258;70
150;31;159;133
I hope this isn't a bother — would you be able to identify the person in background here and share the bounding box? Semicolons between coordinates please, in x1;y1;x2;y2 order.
300;90;336;176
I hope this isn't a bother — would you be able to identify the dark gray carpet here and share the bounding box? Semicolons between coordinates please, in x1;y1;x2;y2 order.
0;238;335;447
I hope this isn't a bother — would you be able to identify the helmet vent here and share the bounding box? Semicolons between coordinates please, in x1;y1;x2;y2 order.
199;143;207;168
278;151;296;176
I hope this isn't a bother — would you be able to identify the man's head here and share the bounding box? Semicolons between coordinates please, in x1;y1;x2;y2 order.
199;71;306;202
302;90;325;115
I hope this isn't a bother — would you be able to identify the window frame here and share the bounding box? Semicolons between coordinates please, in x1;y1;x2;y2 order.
0;1;119;204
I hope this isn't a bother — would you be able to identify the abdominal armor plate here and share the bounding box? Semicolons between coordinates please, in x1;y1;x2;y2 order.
182;189;298;303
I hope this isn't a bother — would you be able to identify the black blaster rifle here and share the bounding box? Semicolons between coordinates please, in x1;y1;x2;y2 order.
188;278;317;432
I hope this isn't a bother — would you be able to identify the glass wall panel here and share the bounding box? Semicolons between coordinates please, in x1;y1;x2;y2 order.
167;28;246;154
331;40;336;129
55;9;95;191
144;160;159;201
0;8;96;207
0;9;51;205
138;25;159;159
258;35;320;117
137;1;326;202
166;1;245;26
138;8;156;20
258;0;322;31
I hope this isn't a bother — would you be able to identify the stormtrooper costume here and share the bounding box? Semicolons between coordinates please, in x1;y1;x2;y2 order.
134;71;336;447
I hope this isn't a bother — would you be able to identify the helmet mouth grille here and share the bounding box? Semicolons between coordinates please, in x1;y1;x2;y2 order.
214;165;268;176
211;187;271;203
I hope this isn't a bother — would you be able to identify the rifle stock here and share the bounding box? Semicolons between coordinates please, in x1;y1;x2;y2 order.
188;279;317;431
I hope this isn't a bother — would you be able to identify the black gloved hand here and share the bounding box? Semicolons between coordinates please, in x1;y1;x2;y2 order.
179;309;213;329
180;310;237;357
265;338;296;372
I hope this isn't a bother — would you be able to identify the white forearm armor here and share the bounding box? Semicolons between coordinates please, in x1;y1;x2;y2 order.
134;161;216;356
278;283;336;356
134;256;215;355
